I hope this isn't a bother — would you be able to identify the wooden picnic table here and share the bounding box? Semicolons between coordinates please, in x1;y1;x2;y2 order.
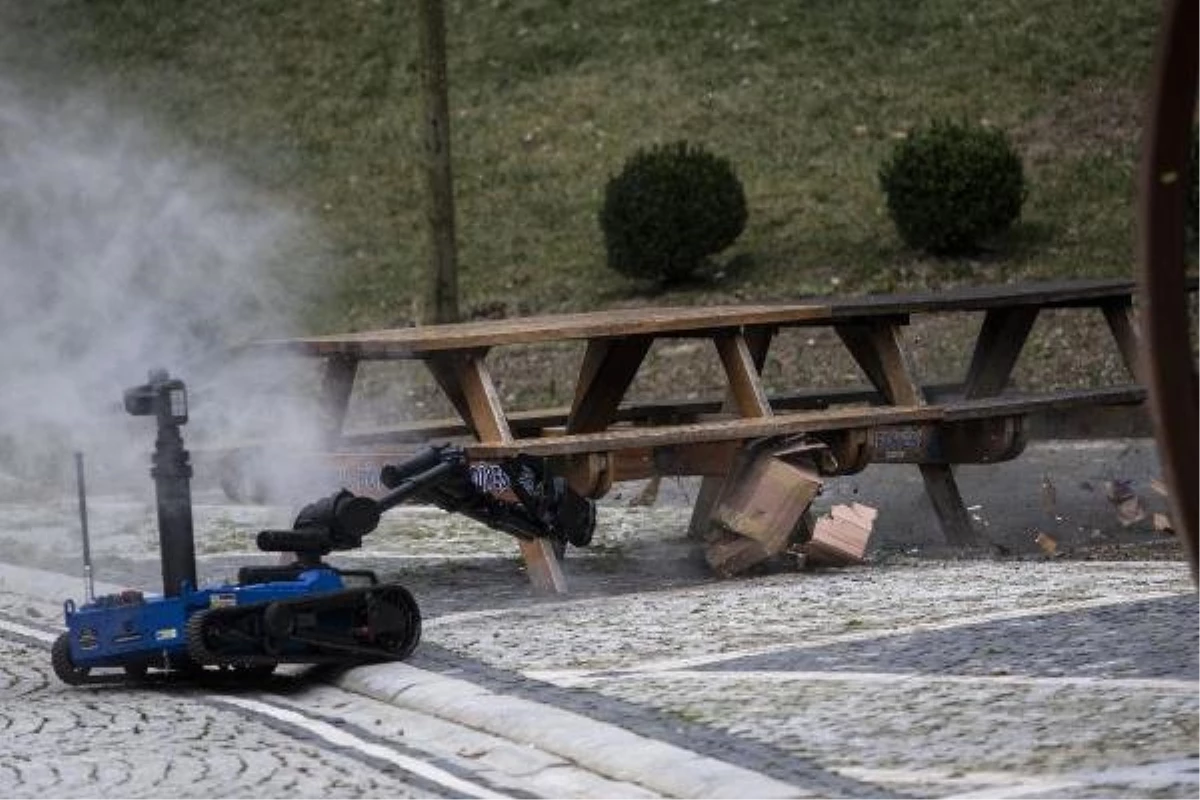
248;277;1167;591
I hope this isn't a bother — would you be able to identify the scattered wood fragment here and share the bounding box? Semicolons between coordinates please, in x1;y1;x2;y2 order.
805;503;876;566
1104;479;1146;526
704;530;777;577
830;502;878;528
628;475;662;507
1034;531;1058;555
704;442;880;575
1154;512;1174;533
1040;474;1057;513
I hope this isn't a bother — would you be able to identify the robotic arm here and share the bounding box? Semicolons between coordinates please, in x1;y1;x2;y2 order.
379;444;594;546
254;445;595;564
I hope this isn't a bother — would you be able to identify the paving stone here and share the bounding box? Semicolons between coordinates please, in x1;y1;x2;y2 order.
0;636;434;798
0;460;1197;800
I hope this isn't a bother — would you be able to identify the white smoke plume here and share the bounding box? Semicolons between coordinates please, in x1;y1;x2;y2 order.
0;80;329;498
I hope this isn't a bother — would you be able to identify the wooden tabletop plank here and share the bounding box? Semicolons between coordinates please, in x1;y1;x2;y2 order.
248;278;1185;358
824;278;1145;318
251;304;830;357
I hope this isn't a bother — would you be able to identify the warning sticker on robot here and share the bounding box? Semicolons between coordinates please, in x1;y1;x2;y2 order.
154;628;178;641
209;594;237;608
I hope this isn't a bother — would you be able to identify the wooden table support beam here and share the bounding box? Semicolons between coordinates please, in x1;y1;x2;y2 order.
714;331;774;418
428;350;566;593
964;307;1039;399
319;355;359;444
928;308;1041;544
1101;300;1143;381
836;321;922;406
918;463;978;546
688;328;774;539
424;353;475;431
568;337;652;433
425;351;513;444
839;320;981;545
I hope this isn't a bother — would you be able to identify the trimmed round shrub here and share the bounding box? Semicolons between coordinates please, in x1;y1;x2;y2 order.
600;141;747;283
879;119;1026;255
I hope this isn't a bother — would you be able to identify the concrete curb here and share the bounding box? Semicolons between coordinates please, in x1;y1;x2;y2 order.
337;662;811;799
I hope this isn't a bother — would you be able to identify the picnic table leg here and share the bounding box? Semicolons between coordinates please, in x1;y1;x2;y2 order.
687;328;774;538
834;321;922;406
713;331;774;418
319;355;359;444
1100;299;1143;381
567;337;652;433
423;356;472;429
836;321;979;546
963;307;1039;399
426;352;567;593
917;464;977;546
937;308;1038;543
425;351;514;444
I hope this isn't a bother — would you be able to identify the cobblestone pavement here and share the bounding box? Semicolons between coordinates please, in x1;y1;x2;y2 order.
413;560;1197;798
0;630;437;798
0;586;673;799
0;461;1197;798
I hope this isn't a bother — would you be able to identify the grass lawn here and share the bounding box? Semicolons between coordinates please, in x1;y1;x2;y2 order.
2;0;1168;336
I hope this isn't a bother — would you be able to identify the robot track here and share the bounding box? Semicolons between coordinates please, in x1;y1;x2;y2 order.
186;584;421;668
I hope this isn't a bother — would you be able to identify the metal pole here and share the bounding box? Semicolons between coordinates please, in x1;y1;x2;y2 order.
153;409;197;598
417;0;460;324
73;451;95;603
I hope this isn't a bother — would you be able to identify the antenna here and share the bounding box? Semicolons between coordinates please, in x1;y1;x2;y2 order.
74;451;95;603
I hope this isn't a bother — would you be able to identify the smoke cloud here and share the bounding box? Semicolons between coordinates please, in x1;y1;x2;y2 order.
0;80;328;498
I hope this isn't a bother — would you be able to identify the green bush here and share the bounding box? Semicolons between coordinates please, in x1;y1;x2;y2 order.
600;141;747;283
879;119;1026;255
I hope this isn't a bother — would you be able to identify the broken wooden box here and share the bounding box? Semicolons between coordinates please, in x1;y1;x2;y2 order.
706;447;823;576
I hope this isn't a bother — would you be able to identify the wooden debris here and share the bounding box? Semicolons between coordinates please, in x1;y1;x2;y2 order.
628;475;662;507
706;450;823;576
1153;512;1174;533
1040;474;1057;513
1034;531;1058;555
1150;477;1169;497
830;502;878;530
1104;479;1146;527
805;503;876;567
705;530;776;577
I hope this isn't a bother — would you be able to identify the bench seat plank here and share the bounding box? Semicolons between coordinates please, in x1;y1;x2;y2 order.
334;382;1145;445
463;385;1147;459
466;404;945;459
943;385;1145;420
